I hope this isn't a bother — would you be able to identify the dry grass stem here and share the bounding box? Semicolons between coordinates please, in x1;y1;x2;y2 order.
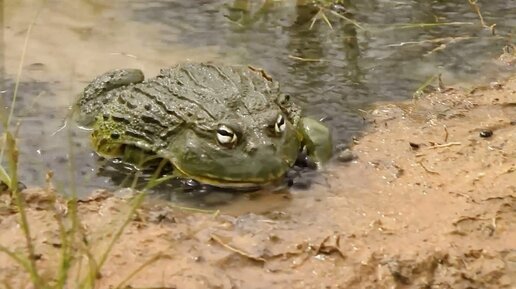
417;161;440;175
373;21;473;32
468;0;496;34
427;142;462;149
413;74;440;99
327;9;364;30
288;55;326;62
210;234;266;262
309;8;333;30
386;36;473;47
115;254;167;289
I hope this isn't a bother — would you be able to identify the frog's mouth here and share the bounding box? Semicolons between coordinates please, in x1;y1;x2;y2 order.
173;164;287;189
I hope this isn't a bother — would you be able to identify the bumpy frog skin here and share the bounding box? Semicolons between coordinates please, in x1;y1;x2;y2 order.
74;63;332;187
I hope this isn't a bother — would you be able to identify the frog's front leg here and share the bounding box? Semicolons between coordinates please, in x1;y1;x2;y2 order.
297;117;333;167
74;69;145;127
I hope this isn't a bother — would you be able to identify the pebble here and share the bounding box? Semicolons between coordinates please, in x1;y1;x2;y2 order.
337;149;356;162
409;142;420;150
335;143;349;152
292;177;311;190
479;130;493;138
295;153;317;169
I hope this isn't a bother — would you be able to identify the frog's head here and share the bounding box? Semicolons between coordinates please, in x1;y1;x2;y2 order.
161;110;300;188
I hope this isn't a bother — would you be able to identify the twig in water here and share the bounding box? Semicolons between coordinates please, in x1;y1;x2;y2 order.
327;9;365;30
413;74;440;99
288;55;326;62
309;9;318;30
309;8;333;30
468;0;496;35
319;9;333;30
386;36;473;47
109;52;138;59
373;22;473;32
425;43;447;55
438;74;446;91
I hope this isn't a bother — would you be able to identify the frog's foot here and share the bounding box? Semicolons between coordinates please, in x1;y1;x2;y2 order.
74;69;145;127
297;117;333;167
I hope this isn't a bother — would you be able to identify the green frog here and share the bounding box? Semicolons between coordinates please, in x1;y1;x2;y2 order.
74;63;332;188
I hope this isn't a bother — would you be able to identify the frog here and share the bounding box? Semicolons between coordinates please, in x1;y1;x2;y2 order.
74;63;332;188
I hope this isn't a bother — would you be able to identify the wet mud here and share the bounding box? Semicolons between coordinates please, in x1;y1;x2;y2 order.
1;73;515;288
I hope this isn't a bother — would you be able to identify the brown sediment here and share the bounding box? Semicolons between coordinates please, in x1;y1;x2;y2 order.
1;75;515;288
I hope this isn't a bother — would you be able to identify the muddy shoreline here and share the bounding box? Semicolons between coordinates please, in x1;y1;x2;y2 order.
1;74;515;288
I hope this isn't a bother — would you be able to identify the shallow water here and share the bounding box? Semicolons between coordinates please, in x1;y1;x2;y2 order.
1;0;514;203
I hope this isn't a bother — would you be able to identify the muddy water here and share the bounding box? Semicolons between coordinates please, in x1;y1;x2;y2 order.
1;0;514;200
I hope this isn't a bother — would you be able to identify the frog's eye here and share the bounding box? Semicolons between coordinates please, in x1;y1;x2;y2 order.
216;125;238;147
276;94;290;106
274;114;286;134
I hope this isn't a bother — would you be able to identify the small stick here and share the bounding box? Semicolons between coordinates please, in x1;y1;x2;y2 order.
373;21;473;32
319;10;333;30
413;74;439;99
309;9;320;30
438;74;445;91
386;36;473;47
327;9;365;30
417;161;440;175
453;192;476;202
427;142;461;149
211;234;266;263
468;0;496;34
288;55;325;62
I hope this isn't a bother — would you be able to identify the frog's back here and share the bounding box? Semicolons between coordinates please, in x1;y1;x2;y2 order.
150;63;281;122
79;63;283;156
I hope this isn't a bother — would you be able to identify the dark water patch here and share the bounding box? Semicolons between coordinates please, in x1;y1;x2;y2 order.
0;78;105;195
1;79;52;115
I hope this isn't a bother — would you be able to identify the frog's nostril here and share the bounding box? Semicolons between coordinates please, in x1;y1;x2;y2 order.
246;140;277;154
268;143;277;152
246;144;258;154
